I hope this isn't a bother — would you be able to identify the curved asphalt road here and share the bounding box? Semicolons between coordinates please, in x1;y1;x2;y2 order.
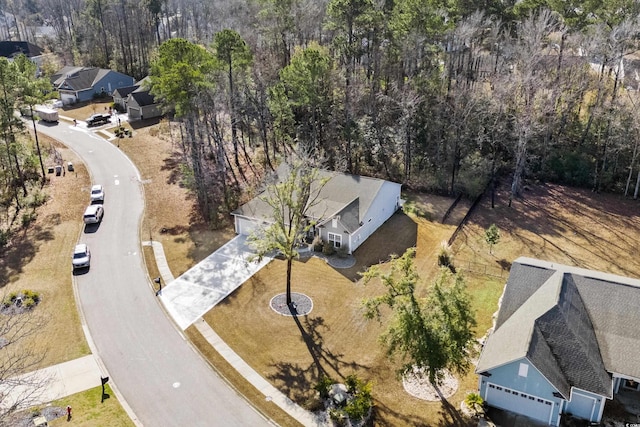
37;122;272;427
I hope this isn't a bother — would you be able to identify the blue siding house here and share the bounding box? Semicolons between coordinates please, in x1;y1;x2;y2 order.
51;66;135;105
476;258;640;425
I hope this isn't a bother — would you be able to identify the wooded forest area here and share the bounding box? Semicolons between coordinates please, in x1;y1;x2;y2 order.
4;0;640;224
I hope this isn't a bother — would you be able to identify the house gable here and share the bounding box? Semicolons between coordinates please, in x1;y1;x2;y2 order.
479;357;564;426
480;357;563;404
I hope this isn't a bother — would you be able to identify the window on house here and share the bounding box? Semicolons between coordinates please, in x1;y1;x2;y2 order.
332;218;338;228
328;232;341;248
518;363;529;377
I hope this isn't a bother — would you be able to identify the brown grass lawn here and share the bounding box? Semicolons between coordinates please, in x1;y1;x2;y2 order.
1;134;90;367
59;100;113;121
201;201;465;427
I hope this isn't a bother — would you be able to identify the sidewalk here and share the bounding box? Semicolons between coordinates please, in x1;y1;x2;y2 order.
0;355;103;411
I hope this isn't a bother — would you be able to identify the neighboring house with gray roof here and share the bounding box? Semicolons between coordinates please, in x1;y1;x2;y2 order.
112;77;162;120
231;165;402;254
476;257;640;425
112;85;138;110
51;66;135;104
0;40;42;58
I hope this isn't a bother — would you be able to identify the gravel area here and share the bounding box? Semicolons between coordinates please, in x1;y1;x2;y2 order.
402;368;458;401
270;292;313;316
11;405;66;427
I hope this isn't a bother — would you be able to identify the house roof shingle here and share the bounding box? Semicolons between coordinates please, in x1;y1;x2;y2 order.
129;90;156;107
477;257;640;398
232;164;391;231
113;85;138;99
53;67;101;91
0;41;42;58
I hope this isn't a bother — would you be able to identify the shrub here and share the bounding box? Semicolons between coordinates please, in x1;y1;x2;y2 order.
3;292;17;307
329;408;347;426
29;191;47;208
22;212;36;227
312;237;323;252
322;241;335;256
438;240;454;269
464;392;484;416
336;245;349;259
343;374;373;422
313;375;333;399
22;290;40;304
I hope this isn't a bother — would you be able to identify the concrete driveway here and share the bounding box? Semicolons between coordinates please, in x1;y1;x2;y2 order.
160;235;271;330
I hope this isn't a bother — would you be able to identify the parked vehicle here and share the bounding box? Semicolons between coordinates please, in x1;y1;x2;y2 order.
86;114;111;127
90;184;105;202
35;107;59;123
72;243;91;269
83;204;104;224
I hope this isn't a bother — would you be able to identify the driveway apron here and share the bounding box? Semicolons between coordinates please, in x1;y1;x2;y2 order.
160;235;271;330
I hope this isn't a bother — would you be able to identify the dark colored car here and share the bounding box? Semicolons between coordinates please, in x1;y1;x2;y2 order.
86;114;111;127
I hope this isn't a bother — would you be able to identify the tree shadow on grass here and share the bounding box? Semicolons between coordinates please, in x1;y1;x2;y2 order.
0;222;55;289
161;150;185;186
372;399;432;426
268;313;368;398
435;397;473;427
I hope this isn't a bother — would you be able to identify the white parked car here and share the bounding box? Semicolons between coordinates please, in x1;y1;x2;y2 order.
83;204;104;224
72;243;91;270
90;184;105;202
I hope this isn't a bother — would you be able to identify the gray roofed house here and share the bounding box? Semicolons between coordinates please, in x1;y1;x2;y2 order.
0;41;43;58
112;85;139;110
476;257;640;425
51;66;135;105
111;76;162;120
231;164;402;254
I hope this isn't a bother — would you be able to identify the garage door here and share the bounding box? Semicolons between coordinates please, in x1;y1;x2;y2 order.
565;392;596;421
237;217;259;236
486;383;553;424
61;93;76;105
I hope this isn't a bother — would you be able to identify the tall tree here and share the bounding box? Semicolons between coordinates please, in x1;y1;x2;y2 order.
326;0;378;171
362;248;477;384
213;29;253;176
13;55;50;183
249;156;327;306
272;43;336;162
149;39;219;219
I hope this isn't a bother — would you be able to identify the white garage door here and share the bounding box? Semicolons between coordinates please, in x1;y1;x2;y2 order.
60;93;76;105
565;392;596;421
237;217;259;236
486;383;553;424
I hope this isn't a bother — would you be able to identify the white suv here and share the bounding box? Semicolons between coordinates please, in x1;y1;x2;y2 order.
83;204;104;224
90;184;105;202
72;244;91;270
